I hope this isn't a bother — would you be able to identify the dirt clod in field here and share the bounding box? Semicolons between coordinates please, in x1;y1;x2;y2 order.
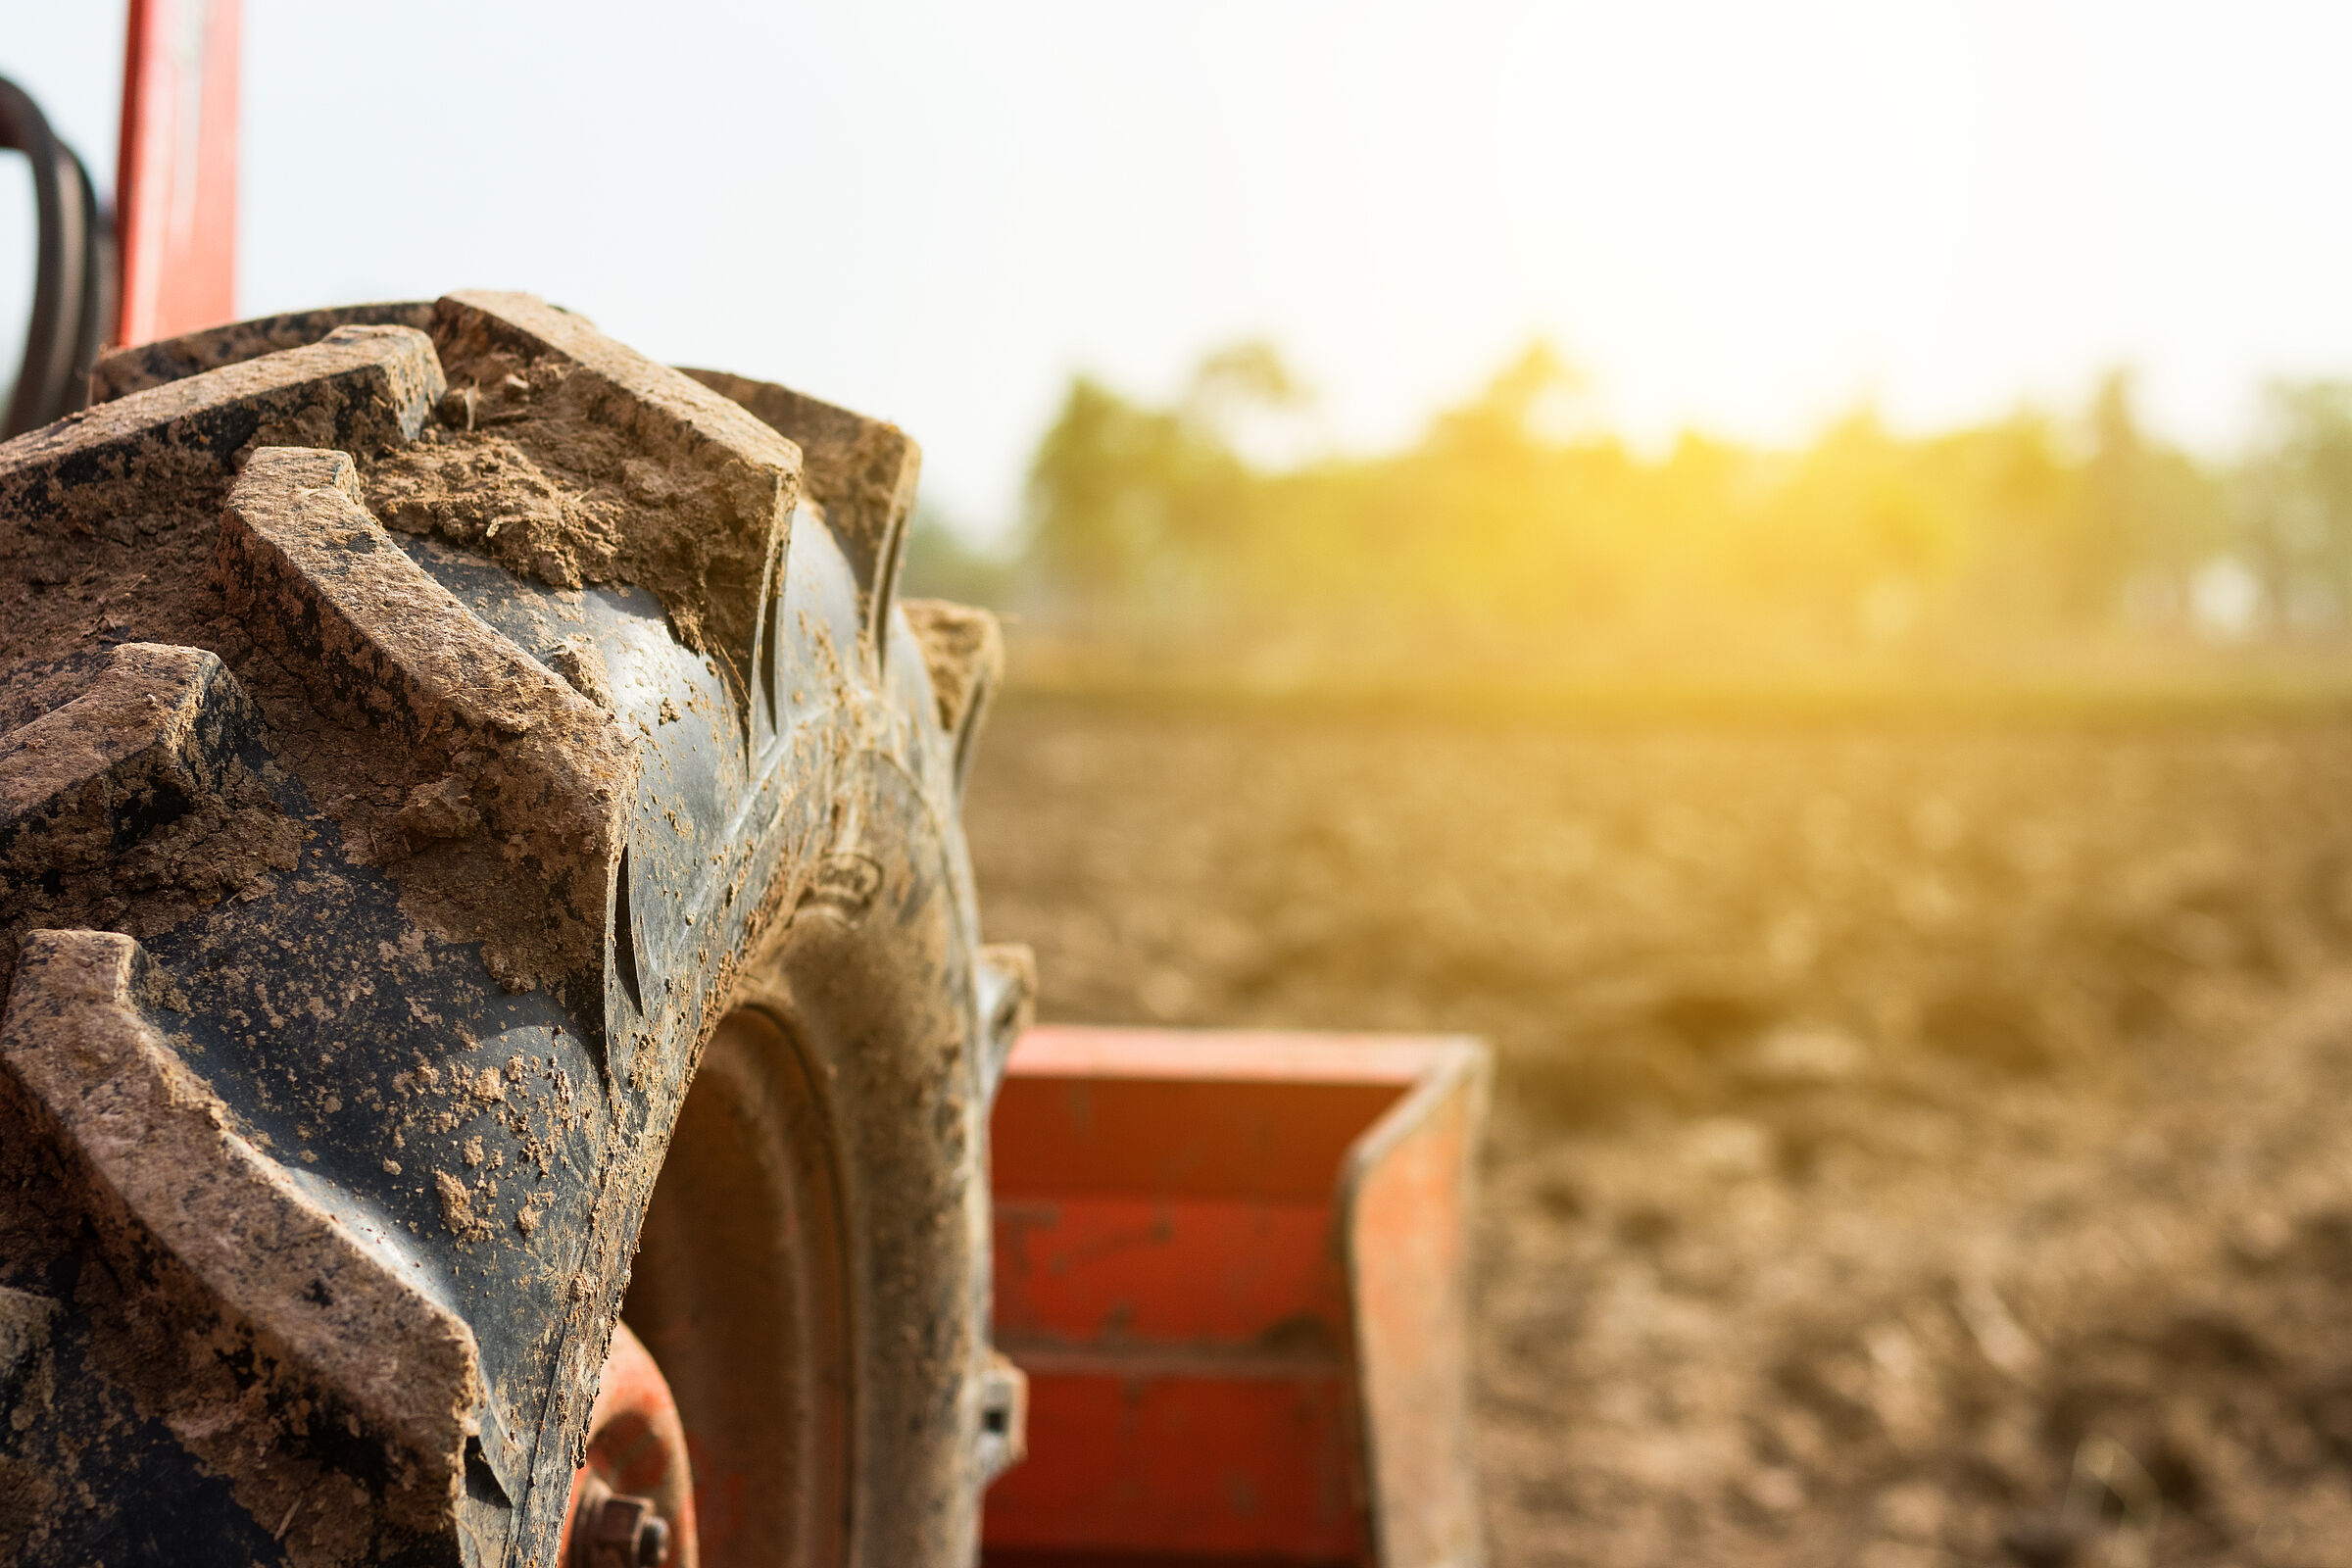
965;700;2352;1568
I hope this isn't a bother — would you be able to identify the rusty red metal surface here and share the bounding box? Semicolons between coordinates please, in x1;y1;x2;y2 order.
983;1026;1489;1568
562;1321;700;1568
1341;1042;1486;1566
115;0;239;346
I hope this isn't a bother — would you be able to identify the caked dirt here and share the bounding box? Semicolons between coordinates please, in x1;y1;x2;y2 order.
963;696;2352;1568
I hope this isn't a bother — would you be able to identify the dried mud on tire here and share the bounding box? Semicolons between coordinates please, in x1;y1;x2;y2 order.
0;296;1016;1568
964;700;2352;1568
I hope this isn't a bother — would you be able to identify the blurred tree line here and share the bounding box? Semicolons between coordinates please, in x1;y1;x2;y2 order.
907;342;2352;683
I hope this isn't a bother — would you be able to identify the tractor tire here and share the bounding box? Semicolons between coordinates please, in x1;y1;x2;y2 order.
0;293;1031;1568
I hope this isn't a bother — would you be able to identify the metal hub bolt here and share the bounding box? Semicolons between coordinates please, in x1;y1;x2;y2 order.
571;1476;672;1568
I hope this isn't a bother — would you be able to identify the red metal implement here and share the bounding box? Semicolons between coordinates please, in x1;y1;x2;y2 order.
983;1027;1489;1568
115;0;240;346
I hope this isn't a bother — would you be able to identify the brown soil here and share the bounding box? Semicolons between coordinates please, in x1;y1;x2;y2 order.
963;697;2352;1568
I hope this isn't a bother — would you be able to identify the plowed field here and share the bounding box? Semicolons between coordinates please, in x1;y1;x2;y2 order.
965;698;2352;1568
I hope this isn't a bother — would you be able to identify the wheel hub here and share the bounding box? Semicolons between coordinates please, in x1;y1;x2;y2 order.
560;1321;697;1568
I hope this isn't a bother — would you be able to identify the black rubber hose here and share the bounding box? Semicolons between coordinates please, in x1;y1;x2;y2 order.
69;144;116;416
0;76;115;439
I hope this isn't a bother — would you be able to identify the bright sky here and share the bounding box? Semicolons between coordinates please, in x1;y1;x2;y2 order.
4;1;2350;541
